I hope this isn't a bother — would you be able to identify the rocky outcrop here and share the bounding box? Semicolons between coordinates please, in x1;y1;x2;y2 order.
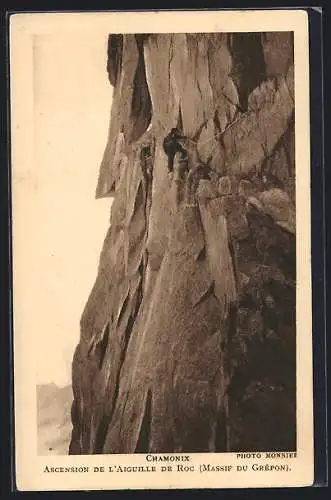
70;32;296;454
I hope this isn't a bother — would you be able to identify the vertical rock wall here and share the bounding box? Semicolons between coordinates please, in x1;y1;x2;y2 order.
70;32;296;454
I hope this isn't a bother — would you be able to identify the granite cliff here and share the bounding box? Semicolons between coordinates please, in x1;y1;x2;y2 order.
69;32;296;454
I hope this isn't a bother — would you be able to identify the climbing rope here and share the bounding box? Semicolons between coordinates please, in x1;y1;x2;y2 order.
141;115;243;163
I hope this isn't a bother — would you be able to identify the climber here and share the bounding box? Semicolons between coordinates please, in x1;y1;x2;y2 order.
140;145;154;183
162;128;188;173
188;164;212;180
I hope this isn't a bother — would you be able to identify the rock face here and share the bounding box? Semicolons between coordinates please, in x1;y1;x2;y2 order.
69;32;296;454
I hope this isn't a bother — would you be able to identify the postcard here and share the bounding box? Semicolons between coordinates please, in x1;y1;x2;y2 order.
10;9;313;490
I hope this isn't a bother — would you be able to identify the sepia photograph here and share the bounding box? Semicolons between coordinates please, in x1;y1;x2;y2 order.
11;10;313;490
70;30;296;456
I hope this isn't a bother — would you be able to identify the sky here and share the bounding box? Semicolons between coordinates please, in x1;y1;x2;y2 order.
30;32;113;386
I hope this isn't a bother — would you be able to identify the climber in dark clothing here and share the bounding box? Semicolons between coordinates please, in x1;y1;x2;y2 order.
163;128;188;173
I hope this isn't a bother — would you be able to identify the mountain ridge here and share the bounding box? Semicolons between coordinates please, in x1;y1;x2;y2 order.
37;383;73;455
